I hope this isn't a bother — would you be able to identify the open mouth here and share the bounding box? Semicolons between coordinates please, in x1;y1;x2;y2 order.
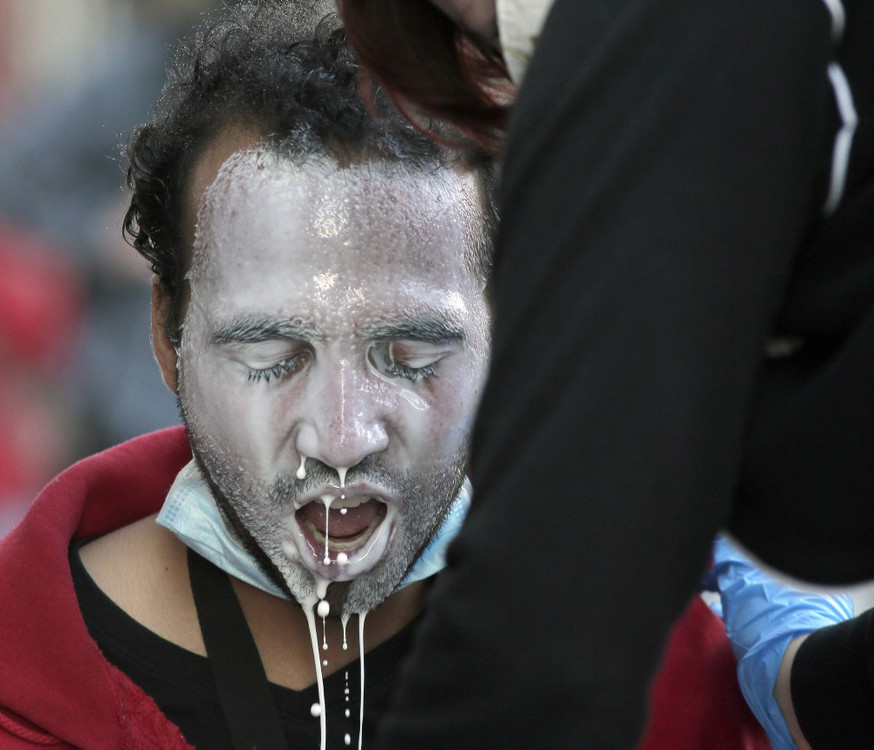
296;495;389;562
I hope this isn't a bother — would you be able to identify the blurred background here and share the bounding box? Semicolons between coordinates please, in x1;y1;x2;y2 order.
0;0;229;535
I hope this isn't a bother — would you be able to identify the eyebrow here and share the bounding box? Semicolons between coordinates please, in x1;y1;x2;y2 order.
210;317;319;345
366;318;466;345
210;315;466;346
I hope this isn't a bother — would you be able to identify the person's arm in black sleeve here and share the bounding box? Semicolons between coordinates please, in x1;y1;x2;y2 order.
375;0;837;747
788;607;874;748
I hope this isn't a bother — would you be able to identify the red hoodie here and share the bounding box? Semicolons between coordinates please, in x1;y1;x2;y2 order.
0;427;766;748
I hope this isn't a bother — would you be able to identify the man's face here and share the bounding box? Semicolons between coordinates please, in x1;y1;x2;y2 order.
171;138;490;614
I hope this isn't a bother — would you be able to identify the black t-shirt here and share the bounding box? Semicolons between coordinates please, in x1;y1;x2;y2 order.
70;541;417;749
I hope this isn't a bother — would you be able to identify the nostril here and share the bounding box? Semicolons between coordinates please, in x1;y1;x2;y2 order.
294;423;320;465
294;415;388;474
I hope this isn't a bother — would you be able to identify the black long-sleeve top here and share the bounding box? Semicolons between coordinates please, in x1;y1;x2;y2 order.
376;0;874;747
791;607;874;747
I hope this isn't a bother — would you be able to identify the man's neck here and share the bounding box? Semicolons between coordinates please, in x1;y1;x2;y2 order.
79;514;426;691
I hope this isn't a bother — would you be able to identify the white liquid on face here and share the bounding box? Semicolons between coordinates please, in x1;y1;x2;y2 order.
185;149;488;749
399;389;429;411
321;495;334;565
341;613;350;650
185;150;489;574
315;577;330;601
319;470;348;567
184;152;489;615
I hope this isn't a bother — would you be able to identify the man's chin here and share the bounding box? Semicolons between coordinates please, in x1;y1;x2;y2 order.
286;573;401;617
339;573;405;616
269;550;403;615
319;579;353;613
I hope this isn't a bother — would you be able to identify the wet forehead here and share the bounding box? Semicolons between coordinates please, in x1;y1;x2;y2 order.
191;149;481;293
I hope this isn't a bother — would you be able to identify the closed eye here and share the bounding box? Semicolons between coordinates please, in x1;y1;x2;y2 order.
221;340;311;384
246;354;309;383
367;340;457;383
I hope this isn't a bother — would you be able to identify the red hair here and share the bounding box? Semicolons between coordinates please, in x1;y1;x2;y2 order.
337;0;512;152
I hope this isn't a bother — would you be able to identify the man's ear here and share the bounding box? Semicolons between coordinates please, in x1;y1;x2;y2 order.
151;279;179;394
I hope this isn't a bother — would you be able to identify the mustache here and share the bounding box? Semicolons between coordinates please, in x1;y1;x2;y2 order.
267;455;404;504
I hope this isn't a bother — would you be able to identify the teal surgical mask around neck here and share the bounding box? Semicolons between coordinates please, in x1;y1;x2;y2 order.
157;460;472;600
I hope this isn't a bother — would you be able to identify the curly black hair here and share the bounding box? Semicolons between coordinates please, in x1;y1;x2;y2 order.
124;0;496;344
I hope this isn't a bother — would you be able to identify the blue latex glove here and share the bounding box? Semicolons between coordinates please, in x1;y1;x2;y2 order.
712;535;854;750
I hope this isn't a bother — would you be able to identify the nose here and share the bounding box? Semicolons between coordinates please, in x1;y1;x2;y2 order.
294;358;390;472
